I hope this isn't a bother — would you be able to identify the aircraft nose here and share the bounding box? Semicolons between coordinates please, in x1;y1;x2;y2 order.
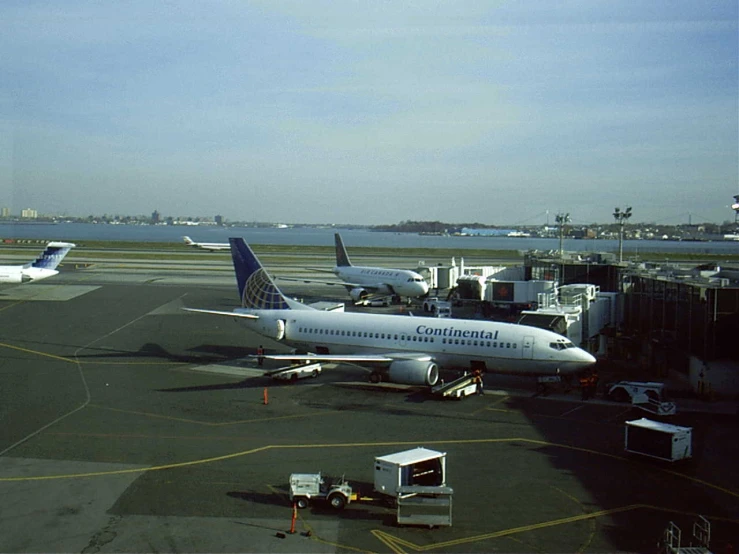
419;282;429;294
580;350;597;366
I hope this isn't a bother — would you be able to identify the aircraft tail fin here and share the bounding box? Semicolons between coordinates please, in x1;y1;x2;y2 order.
183;236;195;246
334;233;352;267
28;242;76;270
229;238;309;311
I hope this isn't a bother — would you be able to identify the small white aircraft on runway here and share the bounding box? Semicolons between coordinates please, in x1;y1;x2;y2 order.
0;241;76;283
184;238;597;387
182;236;230;252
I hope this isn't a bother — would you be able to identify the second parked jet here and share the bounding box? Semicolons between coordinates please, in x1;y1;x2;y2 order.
284;233;429;303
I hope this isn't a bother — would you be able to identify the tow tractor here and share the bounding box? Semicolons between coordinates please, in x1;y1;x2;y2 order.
607;381;677;416
289;472;353;510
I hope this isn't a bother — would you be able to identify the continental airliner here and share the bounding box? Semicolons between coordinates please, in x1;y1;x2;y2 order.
184;238;596;386
282;233;429;303
0;241;76;283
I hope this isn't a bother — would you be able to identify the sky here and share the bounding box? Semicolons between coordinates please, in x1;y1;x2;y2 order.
1;1;737;226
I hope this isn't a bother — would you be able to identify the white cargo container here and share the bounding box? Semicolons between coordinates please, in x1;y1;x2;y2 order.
374;447;446;498
625;418;692;462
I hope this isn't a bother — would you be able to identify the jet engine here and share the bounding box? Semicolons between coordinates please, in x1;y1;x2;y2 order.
349;288;369;303
255;318;285;340
0;272;24;284
388;360;439;386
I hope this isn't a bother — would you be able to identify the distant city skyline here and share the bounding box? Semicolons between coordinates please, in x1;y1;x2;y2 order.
2;205;738;229
2;2;737;225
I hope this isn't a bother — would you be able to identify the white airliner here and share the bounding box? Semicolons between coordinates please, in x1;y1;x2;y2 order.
182;236;230;251
0;241;76;283
184;238;597;386
282;233;429;303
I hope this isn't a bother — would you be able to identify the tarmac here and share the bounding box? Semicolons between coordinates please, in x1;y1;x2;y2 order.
0;257;737;553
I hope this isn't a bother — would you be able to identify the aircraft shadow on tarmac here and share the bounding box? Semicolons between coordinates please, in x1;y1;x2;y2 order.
157;380;261;393
70;342;255;365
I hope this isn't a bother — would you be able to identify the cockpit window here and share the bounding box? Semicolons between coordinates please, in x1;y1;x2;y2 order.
550;340;576;351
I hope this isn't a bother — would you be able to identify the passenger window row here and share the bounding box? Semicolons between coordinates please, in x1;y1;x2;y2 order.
296;327;516;349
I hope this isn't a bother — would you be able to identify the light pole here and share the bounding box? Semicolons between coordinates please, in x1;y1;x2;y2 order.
555;212;570;258
613;206;632;263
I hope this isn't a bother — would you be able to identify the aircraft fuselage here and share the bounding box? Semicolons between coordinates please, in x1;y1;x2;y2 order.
236;308;595;376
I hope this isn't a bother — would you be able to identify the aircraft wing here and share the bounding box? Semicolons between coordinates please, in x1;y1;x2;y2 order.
183;308;259;320
258;352;433;364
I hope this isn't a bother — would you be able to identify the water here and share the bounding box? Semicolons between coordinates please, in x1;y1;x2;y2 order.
1;222;737;255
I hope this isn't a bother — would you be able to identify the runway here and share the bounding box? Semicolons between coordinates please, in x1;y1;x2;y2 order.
0;259;737;553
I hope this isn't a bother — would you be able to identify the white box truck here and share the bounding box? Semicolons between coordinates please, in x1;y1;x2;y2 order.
625;418;692;462
374;447;446;498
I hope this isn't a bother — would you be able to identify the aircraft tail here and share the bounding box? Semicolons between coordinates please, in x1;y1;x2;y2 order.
28;242;76;270
334;233;352;267
183;236;195;246
229;238;309;311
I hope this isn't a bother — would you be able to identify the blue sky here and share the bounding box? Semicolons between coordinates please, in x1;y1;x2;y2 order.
1;1;737;225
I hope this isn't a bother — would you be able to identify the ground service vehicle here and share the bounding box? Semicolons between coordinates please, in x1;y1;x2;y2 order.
267;362;322;381
607;381;666;403
607;381;676;415
431;373;483;399
289;473;353;510
422;297;452;318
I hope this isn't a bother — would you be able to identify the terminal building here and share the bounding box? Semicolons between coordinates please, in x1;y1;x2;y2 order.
525;251;739;397
433;250;739;398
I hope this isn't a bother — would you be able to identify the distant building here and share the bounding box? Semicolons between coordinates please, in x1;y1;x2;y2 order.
215;214;223;226
1;207;9;217
21;208;37;219
151;210;160;224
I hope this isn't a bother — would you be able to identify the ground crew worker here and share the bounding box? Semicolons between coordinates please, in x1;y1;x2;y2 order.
473;370;484;395
588;370;599;399
257;345;264;366
579;372;590;400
